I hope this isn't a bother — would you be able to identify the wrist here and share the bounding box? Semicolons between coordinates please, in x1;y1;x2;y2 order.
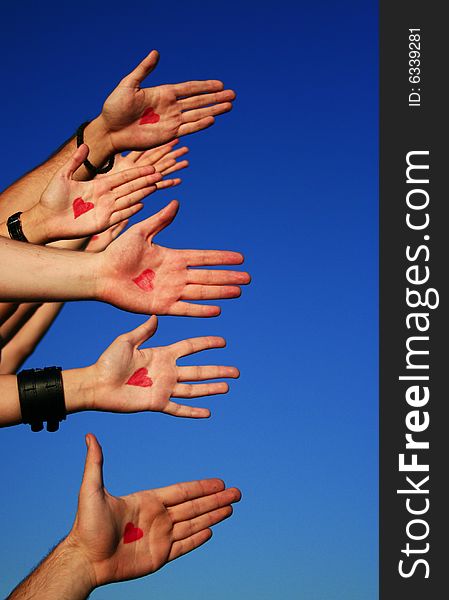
73;117;115;180
20;203;51;245
56;536;97;595
62;365;98;413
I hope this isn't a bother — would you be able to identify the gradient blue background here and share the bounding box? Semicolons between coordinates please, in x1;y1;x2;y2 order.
0;1;378;598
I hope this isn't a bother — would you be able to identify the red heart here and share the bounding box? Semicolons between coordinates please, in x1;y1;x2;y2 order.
73;197;94;219
126;367;153;388
139;107;160;125
123;522;144;544
132;269;155;291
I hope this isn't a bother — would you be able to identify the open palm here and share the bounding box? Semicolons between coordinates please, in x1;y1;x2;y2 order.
38;144;161;241
91;316;239;417
101;50;235;152
71;434;241;586
98;200;250;316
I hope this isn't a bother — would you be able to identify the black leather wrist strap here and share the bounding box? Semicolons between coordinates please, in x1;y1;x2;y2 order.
76;121;115;175
7;212;28;242
17;367;67;432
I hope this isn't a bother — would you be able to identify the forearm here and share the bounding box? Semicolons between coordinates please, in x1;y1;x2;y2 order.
7;537;95;600
0;237;98;302
0;366;95;427
0;303;64;374
0;117;114;222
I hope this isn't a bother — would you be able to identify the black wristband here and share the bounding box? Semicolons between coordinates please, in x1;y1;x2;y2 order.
17;367;67;432
76;121;115;175
7;212;29;243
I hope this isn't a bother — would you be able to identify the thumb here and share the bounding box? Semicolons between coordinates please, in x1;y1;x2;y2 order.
63;144;89;178
146;199;180;240
81;433;104;493
125;315;158;346
121;50;160;86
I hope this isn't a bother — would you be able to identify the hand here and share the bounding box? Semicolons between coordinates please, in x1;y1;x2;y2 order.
89;316;239;417
69;434;241;587
97;200;251;316
21;145;162;244
108;139;189;191
99;50;235;152
85;220;129;253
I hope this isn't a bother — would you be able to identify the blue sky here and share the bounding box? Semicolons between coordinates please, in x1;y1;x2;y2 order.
0;1;378;598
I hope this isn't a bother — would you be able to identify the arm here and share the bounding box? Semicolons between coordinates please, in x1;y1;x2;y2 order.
0;201;249;315
0;315;238;427
8;434;241;599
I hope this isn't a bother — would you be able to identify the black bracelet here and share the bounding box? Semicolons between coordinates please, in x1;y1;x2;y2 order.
7;212;28;243
17;367;67;432
76;121;115;175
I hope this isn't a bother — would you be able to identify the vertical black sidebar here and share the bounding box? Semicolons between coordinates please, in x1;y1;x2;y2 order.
380;1;447;598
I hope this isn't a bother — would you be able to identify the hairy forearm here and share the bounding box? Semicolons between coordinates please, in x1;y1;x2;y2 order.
0;366;96;427
0;237;98;302
0;303;64;374
7;537;95;600
0;117;114;222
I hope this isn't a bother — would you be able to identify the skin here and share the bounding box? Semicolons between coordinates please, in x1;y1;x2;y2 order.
0;316;239;426
7;434;241;599
0;48;234;222
0;201;250;314
0;145;162;244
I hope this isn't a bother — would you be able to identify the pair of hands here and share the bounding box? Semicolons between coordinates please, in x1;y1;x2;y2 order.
23;140;189;244
20;48;234;245
68;434;240;589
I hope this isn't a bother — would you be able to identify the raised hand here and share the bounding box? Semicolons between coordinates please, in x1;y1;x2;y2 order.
20;144;162;244
97;200;250;316
106;139;189;191
69;434;241;587
89;316;239;418
99;50;235;152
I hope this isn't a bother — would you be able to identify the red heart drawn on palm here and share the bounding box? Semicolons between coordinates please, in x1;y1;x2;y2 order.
132;269;155;291
139;107;160;125
126;368;153;387
123;522;144;544
73;197;94;219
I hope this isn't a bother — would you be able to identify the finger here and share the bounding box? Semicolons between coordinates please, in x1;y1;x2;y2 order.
81;434;104;493
170;336;226;358
109;203;144;225
119;315;158;346
169;487;241;523
152;157;176;173
178;116;215;137
145;200;180;239
187;269;251;285
163;402;210;419
110;219;129;240
159;160;189;177
114;183;159;210
177;365;239;382
180;285;241;301
138;140;179;166
108;165;156;190
181;103;233;124
124;150;144;163
155;178;182;190
173;382;229;398
63;144;89;177
173;80;224;97
156;478;226;507
169;302;221;317
168;529;212;562
172;506;233;542
178;89;236;111
154;146;189;167
181;250;244;267
120;49;160;86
